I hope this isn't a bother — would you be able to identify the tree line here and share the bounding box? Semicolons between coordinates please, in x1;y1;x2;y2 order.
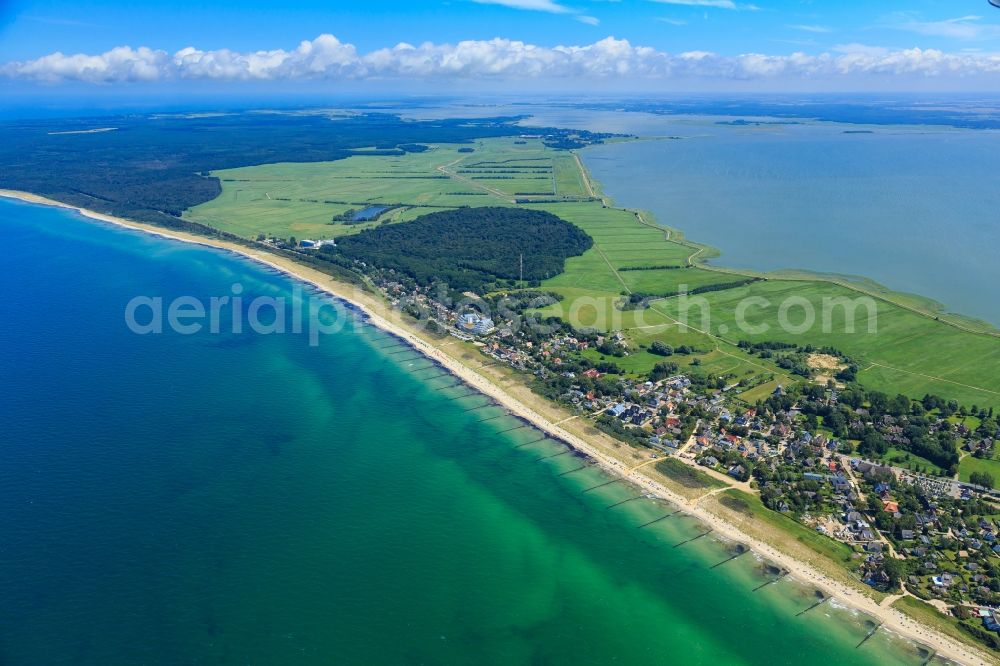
327;207;593;293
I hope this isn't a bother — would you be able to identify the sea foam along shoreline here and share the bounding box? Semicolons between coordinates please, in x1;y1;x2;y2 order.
0;189;992;666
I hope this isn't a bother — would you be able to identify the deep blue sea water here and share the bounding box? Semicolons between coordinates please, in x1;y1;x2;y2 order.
0;197;942;665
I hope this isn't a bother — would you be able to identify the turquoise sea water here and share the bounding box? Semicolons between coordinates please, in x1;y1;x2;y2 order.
578;118;1000;326
0;198;947;664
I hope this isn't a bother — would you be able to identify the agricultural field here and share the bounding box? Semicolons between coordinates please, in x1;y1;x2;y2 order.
621;268;740;296
184;136;1000;408
652;279;1000;408
185;145;490;240
453;142;590;199
185;137;597;241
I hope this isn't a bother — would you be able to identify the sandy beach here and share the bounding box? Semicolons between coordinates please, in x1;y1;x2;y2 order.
1;188;993;666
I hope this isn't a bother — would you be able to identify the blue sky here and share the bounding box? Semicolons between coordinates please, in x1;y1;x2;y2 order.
2;0;1000;92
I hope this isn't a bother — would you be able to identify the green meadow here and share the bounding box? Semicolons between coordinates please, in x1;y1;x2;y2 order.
185;137;1000;408
653;279;1000;408
879;447;947;477
738;380;785;404
958;453;1000;484
185;138;593;240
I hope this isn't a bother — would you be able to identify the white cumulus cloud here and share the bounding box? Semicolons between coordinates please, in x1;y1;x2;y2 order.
3;35;1000;85
471;0;573;13
650;0;735;7
11;46;168;83
893;15;1000;41
649;0;759;10
786;24;832;34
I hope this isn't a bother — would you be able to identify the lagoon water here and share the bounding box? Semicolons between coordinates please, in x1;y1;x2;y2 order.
578;117;1000;326
0;198;944;664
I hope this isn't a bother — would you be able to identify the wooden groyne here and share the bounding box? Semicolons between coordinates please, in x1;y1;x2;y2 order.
710;546;748;568
536;449;571;461
674;529;712;548
513;435;548;448
795;595;829;617
443;389;476;400
496;423;530;434
433;381;462;391
385;348;417;356
752;570;789;592
583;478;623;493
606;495;644;509
856;623;882;649
637;508;683;528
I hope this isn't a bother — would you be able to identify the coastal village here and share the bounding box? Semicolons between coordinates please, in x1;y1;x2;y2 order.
353;267;1000;650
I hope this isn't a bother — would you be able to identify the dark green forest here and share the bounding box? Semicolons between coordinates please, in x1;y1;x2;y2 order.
328;207;593;292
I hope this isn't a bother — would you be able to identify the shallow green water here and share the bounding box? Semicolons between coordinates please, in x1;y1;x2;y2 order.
0;198;946;664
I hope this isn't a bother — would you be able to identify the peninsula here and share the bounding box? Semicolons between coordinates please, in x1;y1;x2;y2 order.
3;109;1000;663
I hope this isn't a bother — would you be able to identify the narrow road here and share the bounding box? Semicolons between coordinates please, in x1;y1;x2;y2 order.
865;362;1000;397
435;155;513;201
676;425;700;455
839;454;901;559
572;151;597;199
626;457;662;473
595;245;631;294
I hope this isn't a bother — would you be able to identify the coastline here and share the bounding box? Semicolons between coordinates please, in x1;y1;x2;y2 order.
577;141;1000;338
1;188;993;666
